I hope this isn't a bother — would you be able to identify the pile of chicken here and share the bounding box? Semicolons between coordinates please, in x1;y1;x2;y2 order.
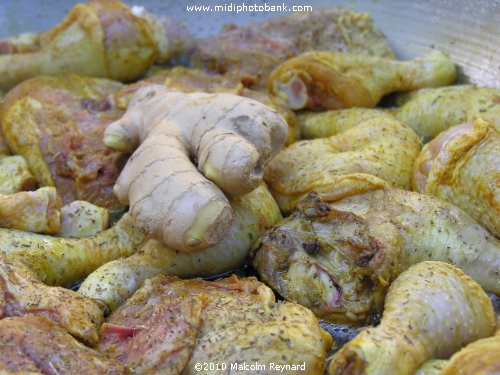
0;1;498;374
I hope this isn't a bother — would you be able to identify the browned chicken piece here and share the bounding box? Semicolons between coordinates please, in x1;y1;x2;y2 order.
114;67;300;145
0;315;129;374
390;84;500;140
0;155;37;194
0;0;157;91
440;334;500;375
0;186;60;234
0;126;9;155
264;116;421;212
0;75;128;210
191;8;394;87
0;254;104;344
414;118;500;237
252;190;500;324
329;261;496;375
98;275;332;374
268;50;456;110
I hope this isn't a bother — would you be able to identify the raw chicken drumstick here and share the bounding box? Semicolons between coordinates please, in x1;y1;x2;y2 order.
0;0;195;90
104;84;288;251
329;261;495;375
79;184;281;312
268;50;455;110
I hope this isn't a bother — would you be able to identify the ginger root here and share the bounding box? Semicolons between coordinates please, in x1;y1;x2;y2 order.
104;85;288;251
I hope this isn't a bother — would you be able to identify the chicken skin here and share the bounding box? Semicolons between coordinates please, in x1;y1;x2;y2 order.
264;117;421;212
252;190;500;324
268;50;455;110
391;84;500;140
440;334;500;375
0;155;36;194
0;254;104;344
329;261;495;375
191;8;394;87
98;275;332;375
0;75;127;209
0;0;157;91
0;315;129;374
414;118;499;237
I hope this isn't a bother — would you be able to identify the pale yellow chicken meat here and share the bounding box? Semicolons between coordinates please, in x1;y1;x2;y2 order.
329;261;496;375
414;118;499;237
264;116;421;212
59;200;110;238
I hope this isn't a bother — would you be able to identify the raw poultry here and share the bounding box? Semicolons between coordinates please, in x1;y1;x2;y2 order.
191;8;394;87
264;116;421;212
0;75;127;210
328;261;496;375
97;275;332;374
0;0;498;373
0;315;128;374
79;184;282;312
0;0;195;90
268;50;456;110
252;189;500;324
413;118;499;237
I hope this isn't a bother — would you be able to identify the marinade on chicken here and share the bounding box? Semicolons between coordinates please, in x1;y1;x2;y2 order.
267;50;455;110
0;254;104;344
191;8;394;87
329;261;495;375
0;315;129;374
413;118;499;237
79;184;281;312
390;84;500;140
252;190;500;324
0;75;127;209
264;117;421;212
98;275;332;374
0;155;36;194
0;0;195;90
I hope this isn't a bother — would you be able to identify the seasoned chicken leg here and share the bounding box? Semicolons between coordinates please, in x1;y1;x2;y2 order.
0;0;157;91
268;50;455;110
264;117;421;212
413;118;500;237
0;213;145;286
79;184;281;311
192;8;394;88
59;200;110;238
0;315;128;374
390;84;500;140
329;261;496;375
0;186;60;234
0;254;104;344
252;190;500;324
98;275;332;375
297;108;394;139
